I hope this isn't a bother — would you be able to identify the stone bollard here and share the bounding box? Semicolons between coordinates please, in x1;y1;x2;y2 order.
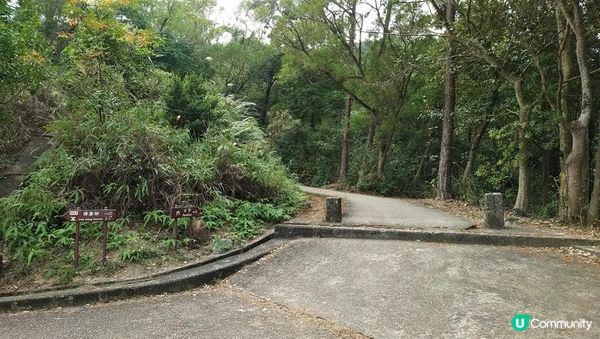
485;193;504;229
325;197;342;223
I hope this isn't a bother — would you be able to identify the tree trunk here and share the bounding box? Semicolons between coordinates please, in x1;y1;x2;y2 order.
436;0;457;200
376;140;388;180
567;122;589;221
557;0;593;222
260;77;276;127
556;9;573;220
463;85;497;181
514;132;530;212
512;79;531;212
462;118;489;182
413;137;433;188
367;117;375;147
339;95;352;182
588;145;600;225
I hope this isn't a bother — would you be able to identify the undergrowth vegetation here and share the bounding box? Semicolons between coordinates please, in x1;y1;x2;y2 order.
0;92;301;270
0;1;301;285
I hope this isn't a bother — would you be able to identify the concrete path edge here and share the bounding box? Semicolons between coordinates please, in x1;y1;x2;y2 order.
275;224;600;248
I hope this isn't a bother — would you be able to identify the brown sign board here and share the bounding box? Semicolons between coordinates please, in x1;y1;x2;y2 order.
169;206;201;218
63;209;118;222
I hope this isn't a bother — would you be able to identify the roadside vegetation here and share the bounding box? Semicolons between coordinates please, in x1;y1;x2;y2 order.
0;0;300;289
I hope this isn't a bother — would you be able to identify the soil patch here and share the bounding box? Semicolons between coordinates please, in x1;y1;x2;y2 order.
287;194;326;224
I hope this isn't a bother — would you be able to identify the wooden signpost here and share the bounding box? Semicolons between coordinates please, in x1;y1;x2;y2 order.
169;206;201;249
63;208;118;268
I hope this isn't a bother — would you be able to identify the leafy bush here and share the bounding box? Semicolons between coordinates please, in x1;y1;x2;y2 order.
0;94;301;266
211;235;233;253
202;197;291;239
166;74;220;139
119;247;157;263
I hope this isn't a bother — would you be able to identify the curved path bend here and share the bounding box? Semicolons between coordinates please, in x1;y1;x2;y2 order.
299;186;475;230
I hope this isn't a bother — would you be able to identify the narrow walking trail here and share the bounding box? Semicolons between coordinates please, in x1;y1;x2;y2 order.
299;186;475;229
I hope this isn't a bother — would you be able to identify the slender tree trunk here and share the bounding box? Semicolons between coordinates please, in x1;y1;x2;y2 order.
436;0;457;200
413;137;433;188
514;131;530;212
376;140;388;180
462;119;489;181
556;9;573;220
367;118;375;147
339;95;352;182
260;77;276;127
512;79;531;212
463;84;498;181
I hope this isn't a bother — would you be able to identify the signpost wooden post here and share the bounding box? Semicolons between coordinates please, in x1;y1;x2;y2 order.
63;208;118;268
169;207;201;250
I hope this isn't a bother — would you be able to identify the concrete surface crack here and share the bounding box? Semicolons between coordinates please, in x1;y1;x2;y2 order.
223;283;373;339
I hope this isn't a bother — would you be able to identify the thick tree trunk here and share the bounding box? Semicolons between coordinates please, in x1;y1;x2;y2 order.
436;0;457;200
339;95;352;182
558;0;593;222
567;122;589;221
512;79;531;212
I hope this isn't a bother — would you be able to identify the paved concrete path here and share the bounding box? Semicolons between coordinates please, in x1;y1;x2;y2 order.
299;186;475;229
232;238;600;338
0;286;341;339
4;238;599;338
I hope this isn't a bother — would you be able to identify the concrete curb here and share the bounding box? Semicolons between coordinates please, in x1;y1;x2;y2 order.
275;224;600;248
0;237;287;312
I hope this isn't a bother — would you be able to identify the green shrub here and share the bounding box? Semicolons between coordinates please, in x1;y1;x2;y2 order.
201;197;292;239
119;247;157;262
0;94;301;266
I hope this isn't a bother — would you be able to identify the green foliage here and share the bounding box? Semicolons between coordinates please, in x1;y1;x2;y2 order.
44;261;76;285
143;209;172;227
119;247;157;263
0;0;48;103
211;235;233;253
202;196;291;239
0;0;304;274
1;91;300;267
166;74;220;139
159;238;177;249
531;201;558;220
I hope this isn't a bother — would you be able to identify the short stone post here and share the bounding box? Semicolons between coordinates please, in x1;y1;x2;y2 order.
485;193;504;229
325;197;342;223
